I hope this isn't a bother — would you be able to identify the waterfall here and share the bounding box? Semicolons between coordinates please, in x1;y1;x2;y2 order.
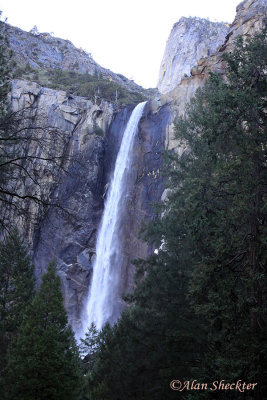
80;101;147;335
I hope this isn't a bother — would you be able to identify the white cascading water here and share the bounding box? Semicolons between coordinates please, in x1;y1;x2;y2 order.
80;101;147;335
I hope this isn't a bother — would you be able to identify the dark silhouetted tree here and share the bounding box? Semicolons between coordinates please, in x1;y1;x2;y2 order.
5;260;82;400
0;229;35;398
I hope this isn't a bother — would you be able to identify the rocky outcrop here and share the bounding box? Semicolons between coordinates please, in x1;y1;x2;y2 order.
158;0;266;151
4;23;155;97
157;17;228;94
226;0;267;45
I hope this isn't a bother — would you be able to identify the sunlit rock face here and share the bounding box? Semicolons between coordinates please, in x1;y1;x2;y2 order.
158;0;267;151
4;23;154;98
157;17;228;94
224;0;267;48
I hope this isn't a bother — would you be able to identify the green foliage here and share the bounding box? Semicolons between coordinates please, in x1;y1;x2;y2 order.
15;66;147;105
5;260;82;400
93;123;104;137
0;230;35;397
80;242;204;400
163;28;266;397
79;323;101;370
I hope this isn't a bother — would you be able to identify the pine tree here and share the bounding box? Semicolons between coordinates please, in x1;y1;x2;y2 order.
162;28;267;398
0;230;35;396
5;260;82;400
82;249;203;400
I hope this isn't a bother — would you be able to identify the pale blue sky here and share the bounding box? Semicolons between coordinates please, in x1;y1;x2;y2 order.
1;0;241;88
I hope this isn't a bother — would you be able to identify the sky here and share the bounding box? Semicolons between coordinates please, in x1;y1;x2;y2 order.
1;0;242;88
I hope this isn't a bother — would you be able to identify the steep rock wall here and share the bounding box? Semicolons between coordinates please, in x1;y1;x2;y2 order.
226;0;267;45
157;17;228;94
9;80;115;330
4;23;153;97
104;101;170;309
158;0;267;152
32;100;170;333
9;79;171;332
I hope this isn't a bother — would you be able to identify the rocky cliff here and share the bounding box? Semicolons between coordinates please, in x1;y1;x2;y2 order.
158;0;267;151
9;79;113;329
4;23;156;99
9;79;170;332
157;17;228;94
226;0;267;45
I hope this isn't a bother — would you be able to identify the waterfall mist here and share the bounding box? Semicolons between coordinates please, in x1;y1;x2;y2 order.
79;101;147;337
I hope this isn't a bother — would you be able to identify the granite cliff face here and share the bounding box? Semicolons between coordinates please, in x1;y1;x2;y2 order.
158;0;266;151
157;17;228;94
9;80;170;332
226;0;267;45
4;23;155;98
9;80;114;329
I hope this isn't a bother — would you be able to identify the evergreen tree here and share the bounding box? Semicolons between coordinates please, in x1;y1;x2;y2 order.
0;230;35;396
82;249;203;400
5;260;82;400
161;28;266;398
